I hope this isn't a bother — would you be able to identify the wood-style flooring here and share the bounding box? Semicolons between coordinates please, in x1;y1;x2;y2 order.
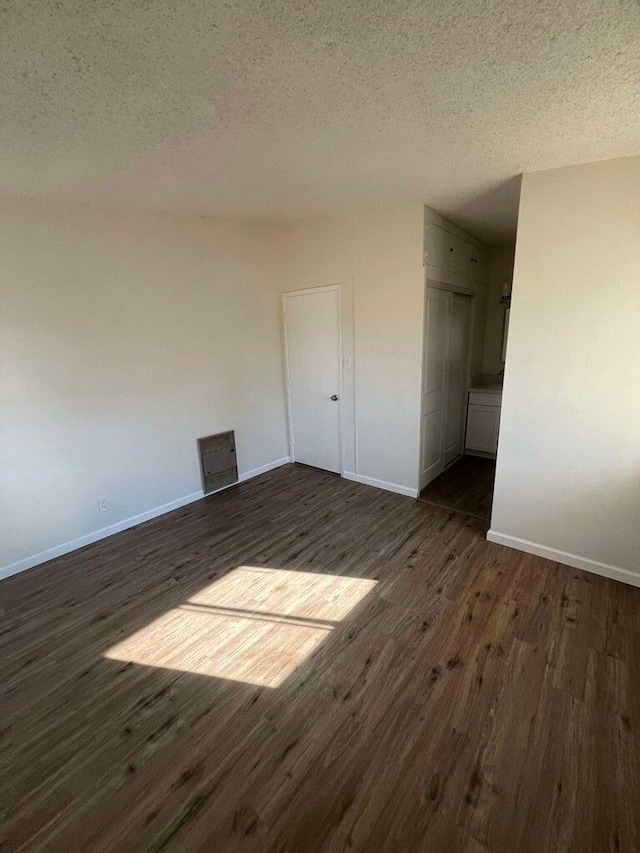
419;455;496;520
1;463;639;852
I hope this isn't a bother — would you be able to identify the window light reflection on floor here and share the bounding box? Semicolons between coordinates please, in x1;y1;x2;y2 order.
104;566;377;687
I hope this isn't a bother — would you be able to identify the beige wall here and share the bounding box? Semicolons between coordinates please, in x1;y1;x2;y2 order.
490;156;640;583
0;198;497;576
482;246;515;379
0;201;289;573
275;205;425;494
1;201;426;575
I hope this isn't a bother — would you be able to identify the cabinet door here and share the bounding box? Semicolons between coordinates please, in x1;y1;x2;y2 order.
465;404;501;454
423;222;449;268
454;241;485;283
468;246;488;283
445;234;462;275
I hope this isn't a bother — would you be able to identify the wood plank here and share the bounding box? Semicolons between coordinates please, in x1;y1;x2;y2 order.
1;463;639;852
418;454;496;520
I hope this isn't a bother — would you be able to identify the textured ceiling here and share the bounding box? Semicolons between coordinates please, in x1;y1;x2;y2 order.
1;0;639;243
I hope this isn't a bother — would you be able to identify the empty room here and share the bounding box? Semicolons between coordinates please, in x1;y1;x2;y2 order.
1;1;639;851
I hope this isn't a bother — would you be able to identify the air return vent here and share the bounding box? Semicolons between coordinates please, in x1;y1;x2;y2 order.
198;431;238;495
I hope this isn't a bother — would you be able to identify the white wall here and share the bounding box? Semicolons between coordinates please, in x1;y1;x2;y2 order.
482;246;515;379
0;201;289;574
490;156;640;584
275;205;425;495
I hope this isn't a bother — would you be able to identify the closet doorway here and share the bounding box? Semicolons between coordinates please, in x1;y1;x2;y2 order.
419;286;472;490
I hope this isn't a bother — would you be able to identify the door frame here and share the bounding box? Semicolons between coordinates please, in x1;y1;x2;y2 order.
282;284;344;475
419;279;475;490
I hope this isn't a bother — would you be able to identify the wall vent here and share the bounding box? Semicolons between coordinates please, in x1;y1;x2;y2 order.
197;431;238;495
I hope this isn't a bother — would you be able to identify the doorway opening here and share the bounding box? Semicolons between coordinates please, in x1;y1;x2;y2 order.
418;455;496;521
419;282;502;522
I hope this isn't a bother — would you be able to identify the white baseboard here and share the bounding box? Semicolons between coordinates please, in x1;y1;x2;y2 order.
0;491;204;582
0;457;292;583
342;471;419;499
486;530;640;589
238;456;292;482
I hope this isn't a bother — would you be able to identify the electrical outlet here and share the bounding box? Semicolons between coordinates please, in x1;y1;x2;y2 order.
97;496;111;513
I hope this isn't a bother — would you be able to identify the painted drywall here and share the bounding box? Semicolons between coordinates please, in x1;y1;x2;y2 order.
482;246;515;380
0;201;289;572
490;156;640;581
275;205;425;494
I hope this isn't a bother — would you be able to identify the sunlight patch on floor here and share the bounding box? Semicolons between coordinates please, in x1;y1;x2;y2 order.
104;566;377;687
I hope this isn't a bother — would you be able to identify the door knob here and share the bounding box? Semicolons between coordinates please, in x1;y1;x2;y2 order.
330;394;339;401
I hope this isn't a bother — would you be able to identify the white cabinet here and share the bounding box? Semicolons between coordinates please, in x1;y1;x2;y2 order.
449;235;466;276
423;221;451;268
423;209;487;292
464;242;488;283
465;391;501;456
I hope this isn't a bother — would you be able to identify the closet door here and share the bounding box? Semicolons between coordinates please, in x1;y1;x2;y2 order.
420;287;472;489
443;293;471;466
420;287;450;489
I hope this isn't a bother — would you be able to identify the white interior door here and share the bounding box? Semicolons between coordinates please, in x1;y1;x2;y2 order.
443;293;471;466
420;286;472;489
420;287;449;488
283;287;341;474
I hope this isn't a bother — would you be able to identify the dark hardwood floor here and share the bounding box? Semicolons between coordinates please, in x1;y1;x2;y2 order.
1;463;639;852
418;455;496;520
